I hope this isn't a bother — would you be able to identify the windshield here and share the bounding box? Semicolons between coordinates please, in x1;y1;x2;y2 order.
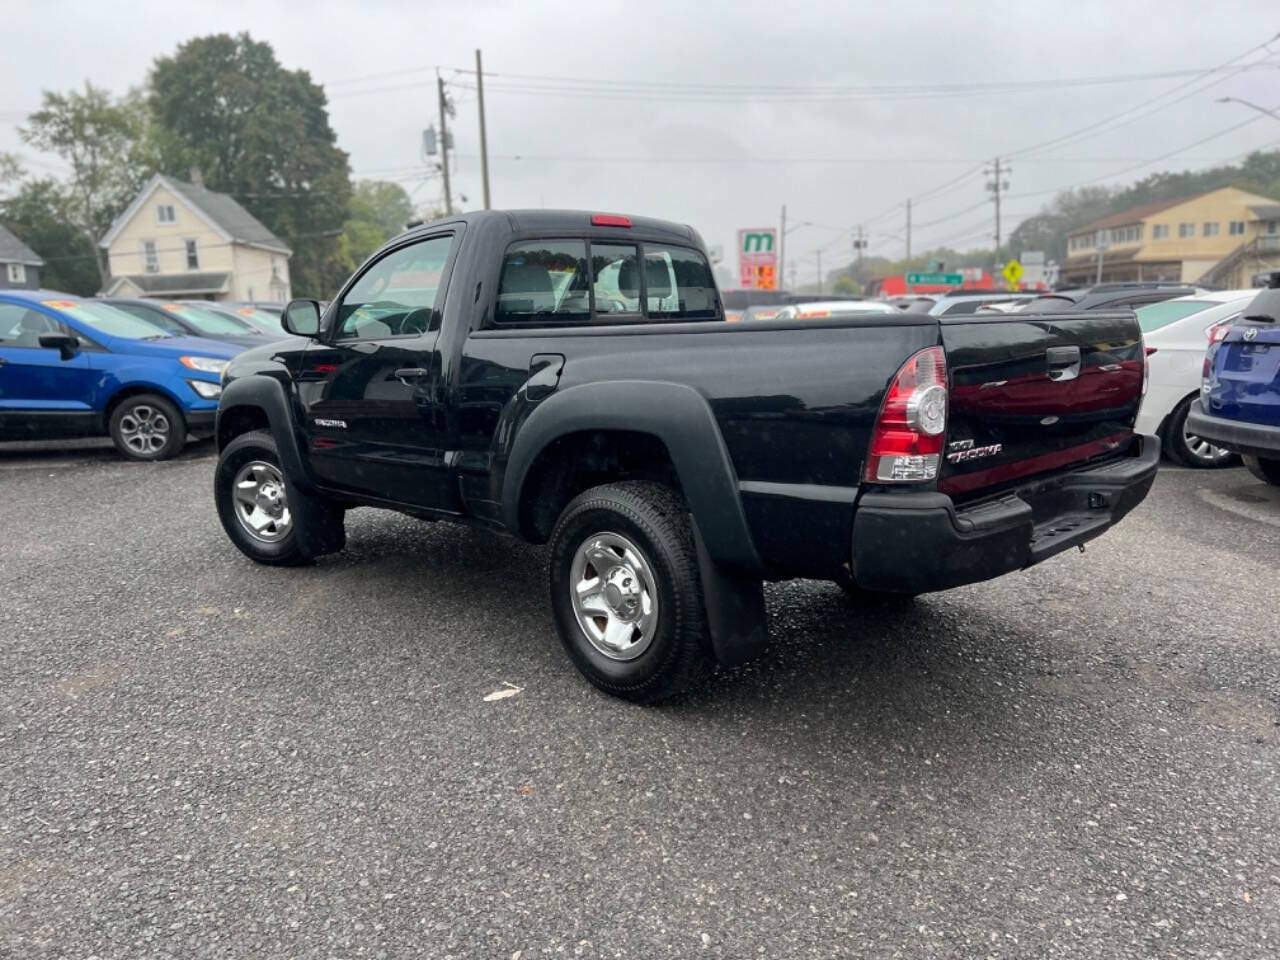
228;306;285;334
1135;299;1215;333
163;303;258;336
43;299;173;339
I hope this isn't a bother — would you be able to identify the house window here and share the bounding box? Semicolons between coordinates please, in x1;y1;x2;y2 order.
6;263;24;284
1178;223;1195;238
1203;222;1220;237
1153;224;1169;239
157;204;176;224
142;240;159;273
184;239;199;270
1229;220;1246;236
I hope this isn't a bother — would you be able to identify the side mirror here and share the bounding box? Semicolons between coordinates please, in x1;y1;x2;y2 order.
282;298;322;338
38;332;80;361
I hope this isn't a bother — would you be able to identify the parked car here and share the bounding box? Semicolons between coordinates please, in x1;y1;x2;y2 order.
1019;283;1202;313
106;297;266;348
212;209;1157;702
722;288;788;322
0;290;236;459
920;291;1035;316
1188;272;1280;485
183;301;288;339
771;299;896;320
1134;291;1256;467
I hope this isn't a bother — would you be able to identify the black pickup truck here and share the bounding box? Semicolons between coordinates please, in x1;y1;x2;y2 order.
213;210;1158;702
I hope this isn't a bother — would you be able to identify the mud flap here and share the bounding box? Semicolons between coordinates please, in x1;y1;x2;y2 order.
692;522;768;667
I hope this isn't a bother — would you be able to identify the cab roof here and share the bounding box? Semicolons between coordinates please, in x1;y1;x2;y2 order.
402;209;703;247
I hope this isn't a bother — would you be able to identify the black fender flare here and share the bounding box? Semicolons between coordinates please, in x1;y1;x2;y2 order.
501;379;761;571
216;375;313;492
501;379;767;668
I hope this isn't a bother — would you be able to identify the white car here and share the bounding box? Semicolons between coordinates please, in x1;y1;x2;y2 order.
772;299;897;320
1135;290;1257;467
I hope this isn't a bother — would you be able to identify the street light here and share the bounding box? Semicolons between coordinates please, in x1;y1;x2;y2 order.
1216;97;1280;123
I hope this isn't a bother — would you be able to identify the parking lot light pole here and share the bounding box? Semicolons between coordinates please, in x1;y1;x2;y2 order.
1216;97;1280;123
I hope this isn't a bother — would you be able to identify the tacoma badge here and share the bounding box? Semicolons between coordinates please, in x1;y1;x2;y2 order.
947;438;1003;463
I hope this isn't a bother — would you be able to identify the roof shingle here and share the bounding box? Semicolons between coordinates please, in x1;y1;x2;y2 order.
0;224;44;266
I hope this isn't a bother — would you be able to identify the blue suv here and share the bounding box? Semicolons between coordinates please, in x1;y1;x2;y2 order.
0;290;241;460
1189;272;1280;485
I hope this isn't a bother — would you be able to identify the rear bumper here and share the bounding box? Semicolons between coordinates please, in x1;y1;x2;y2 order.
1186;405;1280;459
851;435;1159;594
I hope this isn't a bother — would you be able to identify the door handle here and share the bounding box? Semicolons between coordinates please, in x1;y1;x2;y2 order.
393;367;429;383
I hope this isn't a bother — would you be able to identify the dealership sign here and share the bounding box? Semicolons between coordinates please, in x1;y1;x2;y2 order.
738;228;778;289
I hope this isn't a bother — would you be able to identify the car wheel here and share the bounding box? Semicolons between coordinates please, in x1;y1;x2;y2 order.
214;429;344;566
1243;455;1280;486
108;394;186;461
1163;395;1234;468
548;481;712;703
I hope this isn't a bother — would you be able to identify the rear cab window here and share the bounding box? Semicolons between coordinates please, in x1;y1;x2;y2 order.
493;237;720;326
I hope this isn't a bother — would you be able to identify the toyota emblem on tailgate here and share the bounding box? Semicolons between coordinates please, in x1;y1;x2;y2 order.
1244;326;1258;341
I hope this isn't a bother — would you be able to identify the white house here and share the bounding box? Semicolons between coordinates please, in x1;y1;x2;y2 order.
99;173;291;302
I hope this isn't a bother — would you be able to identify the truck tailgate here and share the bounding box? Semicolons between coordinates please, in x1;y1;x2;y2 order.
939;310;1144;499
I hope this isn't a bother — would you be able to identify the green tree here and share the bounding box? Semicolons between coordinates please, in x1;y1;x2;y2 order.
343;180;414;266
19;84;152;287
149;33;352;296
831;275;862;296
1;178;102;295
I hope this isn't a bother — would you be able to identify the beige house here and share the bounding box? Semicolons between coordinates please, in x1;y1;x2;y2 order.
1060;186;1280;288
99;173;291;302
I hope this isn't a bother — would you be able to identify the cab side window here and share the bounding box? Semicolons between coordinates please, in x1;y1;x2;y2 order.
644;244;718;320
494;241;590;324
335;234;455;339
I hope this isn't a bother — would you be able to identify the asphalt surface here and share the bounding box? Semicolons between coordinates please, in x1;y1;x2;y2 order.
2;439;1278;959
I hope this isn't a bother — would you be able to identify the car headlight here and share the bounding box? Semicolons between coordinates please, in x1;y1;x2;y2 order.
180;355;229;374
187;379;222;399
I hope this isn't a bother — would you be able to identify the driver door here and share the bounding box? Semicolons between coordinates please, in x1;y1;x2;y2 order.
298;232;460;509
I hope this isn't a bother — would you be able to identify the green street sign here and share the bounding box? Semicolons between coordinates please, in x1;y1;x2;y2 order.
907;272;963;285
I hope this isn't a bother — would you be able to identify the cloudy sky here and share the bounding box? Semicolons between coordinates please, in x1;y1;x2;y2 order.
3;0;1279;285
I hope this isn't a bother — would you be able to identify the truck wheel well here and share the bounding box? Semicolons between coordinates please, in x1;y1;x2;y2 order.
518;430;681;543
217;405;271;450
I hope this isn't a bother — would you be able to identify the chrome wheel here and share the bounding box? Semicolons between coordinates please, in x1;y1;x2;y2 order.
118;403;171;455
231;460;293;543
569;531;659;661
1182;425;1231;465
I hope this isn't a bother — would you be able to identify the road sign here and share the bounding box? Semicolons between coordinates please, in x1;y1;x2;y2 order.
906;272;963;285
1002;259;1023;289
738;228;778;289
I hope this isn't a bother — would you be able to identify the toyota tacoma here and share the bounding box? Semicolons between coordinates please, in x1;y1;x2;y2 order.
213;210;1158;702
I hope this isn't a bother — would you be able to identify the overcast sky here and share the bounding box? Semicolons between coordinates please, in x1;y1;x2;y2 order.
3;0;1279;285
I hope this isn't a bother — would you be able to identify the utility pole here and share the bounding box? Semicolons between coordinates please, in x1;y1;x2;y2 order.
985;157;1010;254
905;199;912;264
853;224;867;265
437;73;453;215
475;49;491;210
779;204;786;292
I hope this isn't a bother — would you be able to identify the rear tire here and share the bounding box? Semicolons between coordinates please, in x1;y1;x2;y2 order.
547;481;712;703
1243;455;1280;486
1163;395;1234;468
215;429;345;566
108;394;186;461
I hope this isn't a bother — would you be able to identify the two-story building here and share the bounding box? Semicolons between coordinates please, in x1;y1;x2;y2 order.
99;173;291;303
1059;186;1280;288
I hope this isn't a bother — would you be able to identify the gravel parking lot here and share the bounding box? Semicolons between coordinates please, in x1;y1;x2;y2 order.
2;440;1278;959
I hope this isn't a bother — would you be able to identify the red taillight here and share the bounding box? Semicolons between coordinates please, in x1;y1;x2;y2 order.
591;214;632;227
1207;322;1230;344
1144;346;1158;356
865;346;948;483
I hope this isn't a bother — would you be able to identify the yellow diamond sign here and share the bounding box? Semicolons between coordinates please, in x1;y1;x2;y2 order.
1002;259;1023;289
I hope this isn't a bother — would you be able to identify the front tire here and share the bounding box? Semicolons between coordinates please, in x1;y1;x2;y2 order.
108;394;186;461
1243;455;1280;486
215;430;344;566
547;481;712;703
1164;395;1234;468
